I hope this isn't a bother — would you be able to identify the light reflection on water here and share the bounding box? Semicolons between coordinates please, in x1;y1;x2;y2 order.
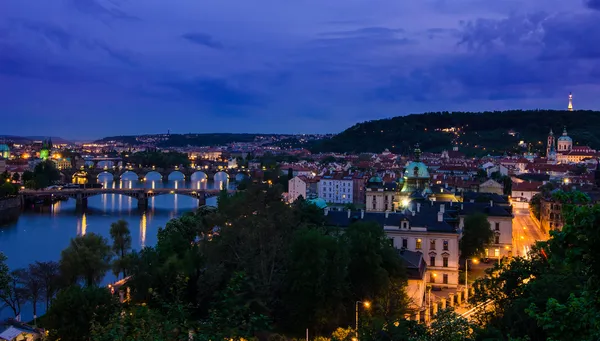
0;177;229;321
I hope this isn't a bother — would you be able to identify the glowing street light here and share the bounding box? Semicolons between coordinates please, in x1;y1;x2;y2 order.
355;300;371;339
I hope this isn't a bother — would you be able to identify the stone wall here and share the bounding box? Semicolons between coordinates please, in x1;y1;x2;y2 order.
0;197;21;224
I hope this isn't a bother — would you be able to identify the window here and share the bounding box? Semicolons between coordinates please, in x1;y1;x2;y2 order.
495;222;500;231
443;274;448;284
416;238;422;249
430;256;436;267
495;235;500;244
430;239;436;250
443;240;449;251
494;248;500;257
443;256;448;267
430;273;436;283
402;238;408;248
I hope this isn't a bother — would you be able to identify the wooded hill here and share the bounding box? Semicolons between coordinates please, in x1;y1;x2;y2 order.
310;110;600;156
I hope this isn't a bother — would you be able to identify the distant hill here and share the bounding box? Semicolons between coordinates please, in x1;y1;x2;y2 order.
96;133;280;147
309;110;600;156
0;135;73;145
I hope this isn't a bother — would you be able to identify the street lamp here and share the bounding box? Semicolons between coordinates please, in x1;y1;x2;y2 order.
465;258;478;301
355;300;371;339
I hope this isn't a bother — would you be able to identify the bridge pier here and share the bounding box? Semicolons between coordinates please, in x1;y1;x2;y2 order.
75;193;87;210
137;194;149;210
197;196;206;207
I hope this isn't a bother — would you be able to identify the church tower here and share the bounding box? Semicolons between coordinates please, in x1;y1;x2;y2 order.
568;92;573;111
546;129;555;156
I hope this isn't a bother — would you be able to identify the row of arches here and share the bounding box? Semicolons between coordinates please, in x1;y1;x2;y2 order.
96;171;247;182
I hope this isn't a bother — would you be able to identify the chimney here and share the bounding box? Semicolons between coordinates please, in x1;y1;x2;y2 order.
431;200;434;206
324;207;329;216
440;204;445;213
461;203;464;210
470;199;475;203
444;183;448;189
417;203;421;213
360;209;365;219
385;210;389;218
490;200;493;207
437;211;444;222
412;210;416;216
347;209;351;218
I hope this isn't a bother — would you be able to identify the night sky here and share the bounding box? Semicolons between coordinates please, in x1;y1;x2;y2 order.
2;0;600;139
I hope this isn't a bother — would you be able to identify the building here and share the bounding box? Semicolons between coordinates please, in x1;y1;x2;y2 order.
479;179;503;195
458;201;513;259
0;319;43;341
511;181;542;203
557;127;573;152
53;158;72;170
0;158;6;173
399;145;432;202
288;175;318;202
398;249;427;309
352;172;368;206
318;173;353;204
0;144;10;159
325;202;461;288
365;176;398;212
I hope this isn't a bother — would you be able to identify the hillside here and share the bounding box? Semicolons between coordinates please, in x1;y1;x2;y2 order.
96;133;275;147
310;110;600;156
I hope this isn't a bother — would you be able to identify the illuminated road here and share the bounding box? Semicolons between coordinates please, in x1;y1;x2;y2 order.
512;208;548;258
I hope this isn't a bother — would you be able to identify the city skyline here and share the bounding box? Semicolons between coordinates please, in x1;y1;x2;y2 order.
2;0;600;139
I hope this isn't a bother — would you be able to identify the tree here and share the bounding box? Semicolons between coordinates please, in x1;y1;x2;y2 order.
460;213;493;259
530;193;542;220
502;176;512;196
0;269;27;318
11;172;20;182
21;170;33;182
282;228;349;332
32;160;61;189
418;309;476;341
109;220;132;279
45;285;119;341
18;265;43;319
60;233;112;287
30;261;60;310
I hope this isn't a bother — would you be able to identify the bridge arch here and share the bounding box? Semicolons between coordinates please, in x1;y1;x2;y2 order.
214;171;229;190
190;171;208;182
144;171;163;181
120;171;139;181
97;171;115;182
167;171;185;181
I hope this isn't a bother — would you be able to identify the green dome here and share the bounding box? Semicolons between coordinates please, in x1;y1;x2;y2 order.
307;197;328;209
404;161;430;178
368;176;383;183
0;144;9;151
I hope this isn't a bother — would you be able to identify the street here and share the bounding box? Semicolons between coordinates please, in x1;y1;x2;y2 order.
512;208;548;258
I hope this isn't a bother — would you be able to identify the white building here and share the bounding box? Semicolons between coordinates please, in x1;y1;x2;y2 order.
458;201;513;259
288;176;308;203
325;202;461;288
318;173;353;204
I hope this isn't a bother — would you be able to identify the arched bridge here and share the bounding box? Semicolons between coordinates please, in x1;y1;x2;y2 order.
20;188;235;209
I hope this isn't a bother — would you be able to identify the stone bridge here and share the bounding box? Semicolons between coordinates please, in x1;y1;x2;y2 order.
20;188;235;209
60;167;252;183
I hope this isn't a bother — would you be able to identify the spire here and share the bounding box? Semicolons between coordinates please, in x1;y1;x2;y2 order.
414;143;422;162
563;126;568;136
568;92;573;111
549;129;554;136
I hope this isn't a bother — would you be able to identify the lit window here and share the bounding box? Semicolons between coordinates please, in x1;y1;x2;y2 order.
494;249;500;257
416;238;422;249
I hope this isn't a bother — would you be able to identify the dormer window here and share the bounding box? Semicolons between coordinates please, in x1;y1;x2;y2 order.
402;221;409;229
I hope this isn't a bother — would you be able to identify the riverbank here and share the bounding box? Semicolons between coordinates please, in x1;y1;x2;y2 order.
0;197;21;225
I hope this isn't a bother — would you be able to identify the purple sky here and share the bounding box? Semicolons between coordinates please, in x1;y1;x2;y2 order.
2;0;600;139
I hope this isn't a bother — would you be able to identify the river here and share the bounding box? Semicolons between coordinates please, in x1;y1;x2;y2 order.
0;171;230;321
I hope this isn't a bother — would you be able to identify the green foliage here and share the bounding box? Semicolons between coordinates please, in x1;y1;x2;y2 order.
460;213;493;259
472;199;600;340
411;309;475;341
31;160;61;189
282;228;349;332
45;285;119;341
110;220;132;278
310;110;600;155
529;194;542;220
60;233;112;287
0;182;18;198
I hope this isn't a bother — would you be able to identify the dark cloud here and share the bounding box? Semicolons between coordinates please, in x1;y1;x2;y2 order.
181;33;223;49
586;0;600;10
320;27;404;37
67;0;139;22
158;77;266;107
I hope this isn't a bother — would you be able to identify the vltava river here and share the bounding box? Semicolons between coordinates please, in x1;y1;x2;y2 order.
0;171;230;321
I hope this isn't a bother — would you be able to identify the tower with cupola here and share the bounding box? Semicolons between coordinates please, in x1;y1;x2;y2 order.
568;92;573;111
546;129;556;157
557;127;573;152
